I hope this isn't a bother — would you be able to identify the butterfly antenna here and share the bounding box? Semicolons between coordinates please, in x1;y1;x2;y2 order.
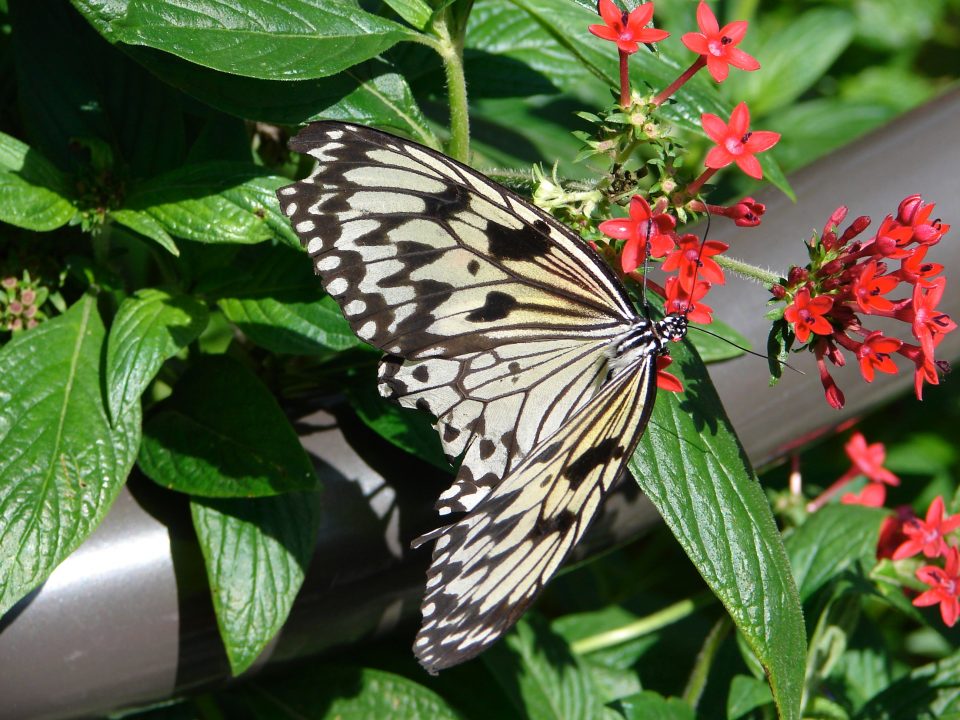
686;325;805;375
640;209;654;320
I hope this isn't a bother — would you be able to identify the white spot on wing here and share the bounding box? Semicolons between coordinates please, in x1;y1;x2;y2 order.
327;277;348;296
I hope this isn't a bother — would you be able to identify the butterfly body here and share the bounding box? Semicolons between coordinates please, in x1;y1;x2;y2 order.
278;122;686;672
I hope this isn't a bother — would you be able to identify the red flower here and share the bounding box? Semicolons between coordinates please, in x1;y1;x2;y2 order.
664;276;713;324
909;278;957;360
589;0;669;54
851;260;899;314
841;482;887;508
784;288;833;343
661;234;728;290
877;506;917;559
899;246;943;287
598;195;677;273
726;197;765;227
873;215;915;259
844;431;899;487
898;194;950;246
856;331;902;382
893;496;960;560
702;102;780;179
681;2;760;82
656;355;683;393
914;546;960;627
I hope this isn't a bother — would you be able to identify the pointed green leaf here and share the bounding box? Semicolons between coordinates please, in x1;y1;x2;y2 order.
202;245;361;354
234;664;463;718
785;504;887;602
192;490;320;675
106;289;209;423
485;615;606;719
630;338;805;720
139;355;317;497
0;295;140;615
614;692;696;720
0;132;76;231
125;163;295;246
728;675;774;719
74;0;416;81
384;0;434;30
110;209;180;256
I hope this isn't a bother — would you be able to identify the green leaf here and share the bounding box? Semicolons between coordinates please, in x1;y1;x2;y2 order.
613;691;696;720
785;504;887;602
854;649;960;719
384;0;434;30
74;0;416;81
105;289;209;423
0;295;140;615
687;319;750;363
630;338;805;720
0;132;76;231
765;99;895;174
116;50;438;144
726;9;856;116
232;664;462;718
124;163;294;246
139;355;317;497
344;382;451;472
727;674;773;719
192;490;320;675
201;244;361;355
110;209;180;256
485;615;606;720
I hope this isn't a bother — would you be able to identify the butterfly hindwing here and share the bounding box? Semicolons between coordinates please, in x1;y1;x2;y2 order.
413;353;658;671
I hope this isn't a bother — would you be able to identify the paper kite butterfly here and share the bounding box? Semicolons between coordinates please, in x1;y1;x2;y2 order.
277;122;687;672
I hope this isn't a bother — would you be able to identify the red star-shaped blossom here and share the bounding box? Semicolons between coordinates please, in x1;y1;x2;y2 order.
856;331;901;382
681;2;760;82
589;0;670;55
914;546;960;627
598;195;676;273
893;496;960;560
701;102;780;179
784;288;833;343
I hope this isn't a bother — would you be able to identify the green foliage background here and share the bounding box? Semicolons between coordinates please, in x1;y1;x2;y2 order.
0;0;957;718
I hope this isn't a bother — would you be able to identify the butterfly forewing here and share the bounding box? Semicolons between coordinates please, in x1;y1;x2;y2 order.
279;122;642;514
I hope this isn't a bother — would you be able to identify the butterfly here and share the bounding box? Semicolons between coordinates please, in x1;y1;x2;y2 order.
277;122;687;672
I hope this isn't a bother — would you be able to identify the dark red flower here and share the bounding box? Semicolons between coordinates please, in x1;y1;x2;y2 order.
856;331;902;382
681;1;760;82
726;197;765;226
877;506;917;560
893;496;960;560
873;216;915;259
914;546;960;627
598;195;677;273
661;234;728;290
784;288;833;343
852;260;899;314
702;102;780;180
589;0;670;55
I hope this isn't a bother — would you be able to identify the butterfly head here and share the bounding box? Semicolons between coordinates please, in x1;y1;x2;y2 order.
655;314;688;350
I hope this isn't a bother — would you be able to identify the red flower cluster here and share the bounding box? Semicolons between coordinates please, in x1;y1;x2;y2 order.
775;196;955;408
597;194;728;329
879;496;960;627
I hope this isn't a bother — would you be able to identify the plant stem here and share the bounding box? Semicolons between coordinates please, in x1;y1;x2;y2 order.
716;253;781;287
570;592;715;654
433;13;470;162
619;49;630;107
652;57;706;106
682;615;732;710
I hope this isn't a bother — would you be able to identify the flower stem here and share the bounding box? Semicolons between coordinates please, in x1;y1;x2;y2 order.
618;49;630;107
570;592;715;654
433;13;470;162
715;254;782;287
652;57;706;106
